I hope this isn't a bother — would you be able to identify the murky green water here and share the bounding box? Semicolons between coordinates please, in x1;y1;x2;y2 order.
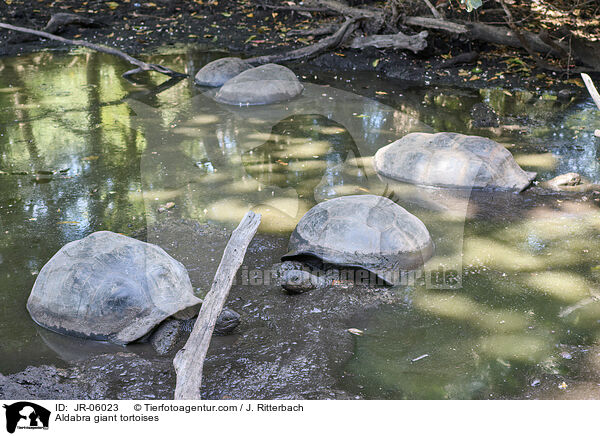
1;48;600;399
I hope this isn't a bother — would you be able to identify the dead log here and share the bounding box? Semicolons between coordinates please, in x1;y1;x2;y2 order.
404;16;568;59
349;30;428;53
298;0;596;71
0;22;187;79
404;16;467;34
246;17;362;65
173;211;261;400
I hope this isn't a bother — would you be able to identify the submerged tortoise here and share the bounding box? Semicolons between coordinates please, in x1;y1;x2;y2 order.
278;194;434;292
27;231;239;355
373;132;536;192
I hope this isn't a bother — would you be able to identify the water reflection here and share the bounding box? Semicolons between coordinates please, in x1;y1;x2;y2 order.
241;114;368;203
1;49;600;401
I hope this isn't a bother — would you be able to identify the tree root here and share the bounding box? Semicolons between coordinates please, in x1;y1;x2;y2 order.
246;17;363;65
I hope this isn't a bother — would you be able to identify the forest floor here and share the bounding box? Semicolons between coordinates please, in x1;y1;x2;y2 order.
0;0;598;92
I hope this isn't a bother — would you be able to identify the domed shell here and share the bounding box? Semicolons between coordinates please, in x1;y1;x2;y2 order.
373;132;536;191
215;64;304;106
282;195;434;285
27;231;201;344
194;57;251;87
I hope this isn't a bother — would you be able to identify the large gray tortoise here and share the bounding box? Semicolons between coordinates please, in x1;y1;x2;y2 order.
27;231;239;354
194;57;251;87
373;132;536;192
215;63;303;106
278;194;434;292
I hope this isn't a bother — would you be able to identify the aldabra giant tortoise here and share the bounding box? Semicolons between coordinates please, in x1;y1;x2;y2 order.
194;57;251;87
27;231;202;344
215;64;303;106
27;231;240;354
373;132;536;192
279;194;434;292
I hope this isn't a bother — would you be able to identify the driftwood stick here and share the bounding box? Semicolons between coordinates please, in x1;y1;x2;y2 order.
581;73;600;137
173;211;261;400
0;22;187;79
582;73;600;111
246;17;362;65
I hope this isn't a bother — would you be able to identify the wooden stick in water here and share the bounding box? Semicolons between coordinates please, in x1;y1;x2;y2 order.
581;73;600;137
173;211;261;400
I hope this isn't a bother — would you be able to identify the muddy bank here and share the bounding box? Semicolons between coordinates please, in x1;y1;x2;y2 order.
0;0;592;92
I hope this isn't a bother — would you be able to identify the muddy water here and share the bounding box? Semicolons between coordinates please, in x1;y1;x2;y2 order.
1;48;600;399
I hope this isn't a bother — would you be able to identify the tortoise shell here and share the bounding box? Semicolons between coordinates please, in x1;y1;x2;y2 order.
373;132;536;191
27;231;201;344
282;195;434;285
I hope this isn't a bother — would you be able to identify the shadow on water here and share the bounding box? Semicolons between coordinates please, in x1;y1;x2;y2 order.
1;48;600;399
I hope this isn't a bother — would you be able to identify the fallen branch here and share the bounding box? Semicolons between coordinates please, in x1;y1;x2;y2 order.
405;16;467;33
0;22;187;79
405;16;566;58
582;73;600;111
246;17;362;65
173;211;261;400
581;73;600;138
349;30;428;53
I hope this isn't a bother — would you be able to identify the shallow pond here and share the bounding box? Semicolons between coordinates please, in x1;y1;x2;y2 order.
1;48;600;399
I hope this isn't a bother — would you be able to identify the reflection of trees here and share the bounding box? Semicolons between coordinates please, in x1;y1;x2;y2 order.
0;52;153;372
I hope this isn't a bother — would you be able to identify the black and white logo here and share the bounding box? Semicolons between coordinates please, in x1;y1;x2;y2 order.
3;402;50;434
